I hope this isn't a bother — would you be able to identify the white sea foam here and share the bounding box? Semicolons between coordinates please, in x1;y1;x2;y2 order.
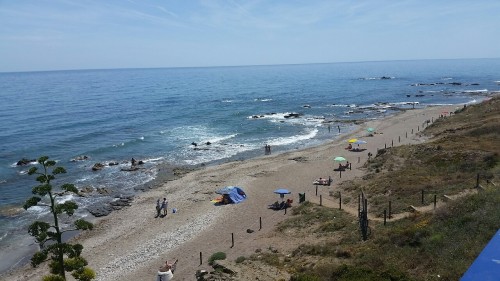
142;157;164;163
254;98;272;102
327;104;350;107
180;142;259;165
462;89;488;93
247;112;282;120
0;232;7;242
267;128;318;146
207;133;237;143
26;205;51;218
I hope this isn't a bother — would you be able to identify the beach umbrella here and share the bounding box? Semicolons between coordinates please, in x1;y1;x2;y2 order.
367;128;375;132
348;138;358;143
333;156;347;162
216;186;237;195
354;140;367;145
274;188;291;195
274;188;291;200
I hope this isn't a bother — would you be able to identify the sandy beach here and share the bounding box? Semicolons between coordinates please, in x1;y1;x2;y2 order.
1;105;454;281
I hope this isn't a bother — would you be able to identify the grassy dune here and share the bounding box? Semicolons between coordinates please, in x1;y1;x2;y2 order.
274;97;500;281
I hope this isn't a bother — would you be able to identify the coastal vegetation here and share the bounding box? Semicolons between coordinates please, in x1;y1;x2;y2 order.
239;97;499;281
23;156;95;281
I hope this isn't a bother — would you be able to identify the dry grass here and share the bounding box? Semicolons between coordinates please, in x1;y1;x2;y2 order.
257;97;500;281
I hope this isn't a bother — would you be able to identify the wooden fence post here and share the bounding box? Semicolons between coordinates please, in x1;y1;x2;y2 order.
339;192;342;210
231;233;234;248
200;252;203;265
384;209;387;226
388;201;392;219
259;217;262;230
320;195;322;206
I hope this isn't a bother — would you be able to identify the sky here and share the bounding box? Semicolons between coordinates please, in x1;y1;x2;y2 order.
1;0;500;72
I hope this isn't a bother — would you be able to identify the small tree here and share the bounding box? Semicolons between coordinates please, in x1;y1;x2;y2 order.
23;156;95;281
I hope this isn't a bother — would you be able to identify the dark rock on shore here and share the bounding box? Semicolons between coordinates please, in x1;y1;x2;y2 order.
86;196;134;217
87;203;113;217
109;196;134;210
196;260;238;280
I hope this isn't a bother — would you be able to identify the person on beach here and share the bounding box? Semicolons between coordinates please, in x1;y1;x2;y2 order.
161;198;168;216
155;199;161;218
157;259;178;281
131;157;137;166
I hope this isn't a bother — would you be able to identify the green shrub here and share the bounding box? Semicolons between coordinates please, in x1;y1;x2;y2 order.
42;275;65;281
235;256;246;263
208;251;226;265
290;273;321;281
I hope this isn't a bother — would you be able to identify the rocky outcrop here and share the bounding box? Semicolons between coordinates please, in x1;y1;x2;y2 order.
16;158;35;166
284;113;300;118
109;196;134;210
92;163;105;171
86;196;134;217
87;203;113;217
70;155;89;162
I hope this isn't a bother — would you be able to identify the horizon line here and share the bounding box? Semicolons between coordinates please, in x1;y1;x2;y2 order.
1;57;499;75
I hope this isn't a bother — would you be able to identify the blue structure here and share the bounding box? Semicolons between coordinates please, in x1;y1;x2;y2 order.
215;186;247;204
461;229;500;281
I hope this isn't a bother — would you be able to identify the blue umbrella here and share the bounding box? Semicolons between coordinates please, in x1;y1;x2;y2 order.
354;140;367;145
274;188;291;200
274;188;291;195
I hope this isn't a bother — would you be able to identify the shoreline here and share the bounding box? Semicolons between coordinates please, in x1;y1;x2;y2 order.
0;103;465;281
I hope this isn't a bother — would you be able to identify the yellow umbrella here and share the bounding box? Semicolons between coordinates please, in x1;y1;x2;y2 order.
348;138;358;143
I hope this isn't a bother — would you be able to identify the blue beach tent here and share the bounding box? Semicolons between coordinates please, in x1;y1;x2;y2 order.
215;186;247;204
461;229;500;281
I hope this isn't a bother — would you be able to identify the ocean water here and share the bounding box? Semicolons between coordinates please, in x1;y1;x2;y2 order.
0;58;499;273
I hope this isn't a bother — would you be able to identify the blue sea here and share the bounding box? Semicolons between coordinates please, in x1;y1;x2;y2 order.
0;59;499;273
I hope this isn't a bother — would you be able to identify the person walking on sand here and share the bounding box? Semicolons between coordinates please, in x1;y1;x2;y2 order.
161;198;168;216
155;199;161;218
